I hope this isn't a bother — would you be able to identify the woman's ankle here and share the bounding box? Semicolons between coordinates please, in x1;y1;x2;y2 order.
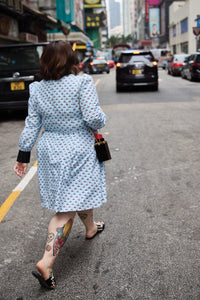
36;259;53;280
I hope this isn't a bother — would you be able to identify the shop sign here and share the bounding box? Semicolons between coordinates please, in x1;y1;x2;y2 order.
0;14;19;38
84;0;102;8
74;0;84;31
149;0;159;5
145;0;149;21
19;32;39;43
149;8;160;38
85;14;103;28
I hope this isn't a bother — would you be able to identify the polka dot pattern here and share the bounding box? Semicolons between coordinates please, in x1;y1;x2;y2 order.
19;74;107;212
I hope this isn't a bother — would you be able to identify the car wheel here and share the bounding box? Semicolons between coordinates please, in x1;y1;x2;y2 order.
107;70;110;74
152;84;158;91
168;69;170;75
188;71;194;81
84;67;89;74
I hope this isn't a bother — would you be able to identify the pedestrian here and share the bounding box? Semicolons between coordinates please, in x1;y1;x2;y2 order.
165;51;172;71
13;40;106;290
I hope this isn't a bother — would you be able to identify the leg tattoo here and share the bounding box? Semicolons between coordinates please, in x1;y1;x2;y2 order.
53;219;73;256
45;245;51;252
47;233;55;244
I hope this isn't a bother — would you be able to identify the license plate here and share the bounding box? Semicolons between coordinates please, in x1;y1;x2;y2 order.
97;64;104;66
132;69;142;75
10;82;25;91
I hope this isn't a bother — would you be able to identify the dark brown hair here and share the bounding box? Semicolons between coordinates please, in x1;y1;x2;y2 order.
39;41;78;80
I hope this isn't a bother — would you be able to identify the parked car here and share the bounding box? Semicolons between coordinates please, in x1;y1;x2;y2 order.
181;53;200;81
83;57;110;74
116;50;158;92
106;59;115;68
150;48;171;69
0;42;48;111
168;54;188;76
78;57;91;72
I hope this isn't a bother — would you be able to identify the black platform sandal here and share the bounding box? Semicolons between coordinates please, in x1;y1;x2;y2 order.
32;271;56;290
86;222;105;240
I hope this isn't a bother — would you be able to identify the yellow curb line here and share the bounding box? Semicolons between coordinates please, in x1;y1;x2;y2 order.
0;161;38;223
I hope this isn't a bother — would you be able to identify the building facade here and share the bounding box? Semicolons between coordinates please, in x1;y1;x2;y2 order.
84;0;108;49
0;0;61;45
109;0;121;29
169;0;200;54
123;0;131;36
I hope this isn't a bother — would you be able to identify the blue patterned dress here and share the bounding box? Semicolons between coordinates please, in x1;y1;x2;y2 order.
18;74;107;212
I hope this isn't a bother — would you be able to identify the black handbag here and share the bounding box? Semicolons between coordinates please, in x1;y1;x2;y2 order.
78;79;111;162
93;133;112;162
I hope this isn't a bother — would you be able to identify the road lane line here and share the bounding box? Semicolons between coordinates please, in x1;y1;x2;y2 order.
13;164;37;192
0;191;21;223
95;79;100;86
0;161;38;223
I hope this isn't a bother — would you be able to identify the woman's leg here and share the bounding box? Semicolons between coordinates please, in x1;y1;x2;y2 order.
36;211;76;281
77;209;104;239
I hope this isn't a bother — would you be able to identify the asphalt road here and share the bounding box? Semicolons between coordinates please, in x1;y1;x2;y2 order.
1;68;200;300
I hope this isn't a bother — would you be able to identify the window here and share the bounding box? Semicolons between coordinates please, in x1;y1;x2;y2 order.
172;25;176;37
181;42;188;53
181;18;188;34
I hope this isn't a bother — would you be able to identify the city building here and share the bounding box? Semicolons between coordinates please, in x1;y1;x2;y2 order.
109;0;121;29
169;0;200;53
123;0;131;36
84;0;108;49
0;0;61;44
100;27;109;48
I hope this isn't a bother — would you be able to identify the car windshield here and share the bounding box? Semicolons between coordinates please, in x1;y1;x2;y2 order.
0;46;44;71
93;59;106;64
196;55;200;63
174;55;187;61
120;53;154;63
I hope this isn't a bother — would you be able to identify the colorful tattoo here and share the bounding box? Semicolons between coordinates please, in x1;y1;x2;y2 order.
45;245;51;252
53;219;73;256
47;232;55;244
78;213;88;220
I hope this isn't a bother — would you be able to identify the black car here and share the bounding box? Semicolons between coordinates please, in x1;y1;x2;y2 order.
83;57;110;74
116;50;158;92
181;53;200;81
0;42;48;111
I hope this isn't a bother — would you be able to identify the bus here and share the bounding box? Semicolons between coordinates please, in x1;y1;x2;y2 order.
112;43;131;63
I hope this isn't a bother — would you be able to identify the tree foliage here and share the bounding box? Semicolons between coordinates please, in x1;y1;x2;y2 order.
105;34;132;48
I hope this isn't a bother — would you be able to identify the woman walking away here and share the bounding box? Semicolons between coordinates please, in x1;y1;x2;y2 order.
14;41;106;290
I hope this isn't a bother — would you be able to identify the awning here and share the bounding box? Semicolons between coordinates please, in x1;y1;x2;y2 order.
66;32;93;46
140;40;152;46
22;4;66;32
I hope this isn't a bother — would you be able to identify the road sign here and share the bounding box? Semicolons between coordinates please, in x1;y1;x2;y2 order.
193;27;200;36
86;42;91;51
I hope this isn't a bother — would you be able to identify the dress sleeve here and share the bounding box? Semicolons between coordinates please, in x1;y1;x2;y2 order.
17;82;42;163
79;74;106;130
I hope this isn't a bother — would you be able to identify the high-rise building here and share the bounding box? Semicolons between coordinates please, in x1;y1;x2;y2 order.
109;0;121;29
123;0;131;36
